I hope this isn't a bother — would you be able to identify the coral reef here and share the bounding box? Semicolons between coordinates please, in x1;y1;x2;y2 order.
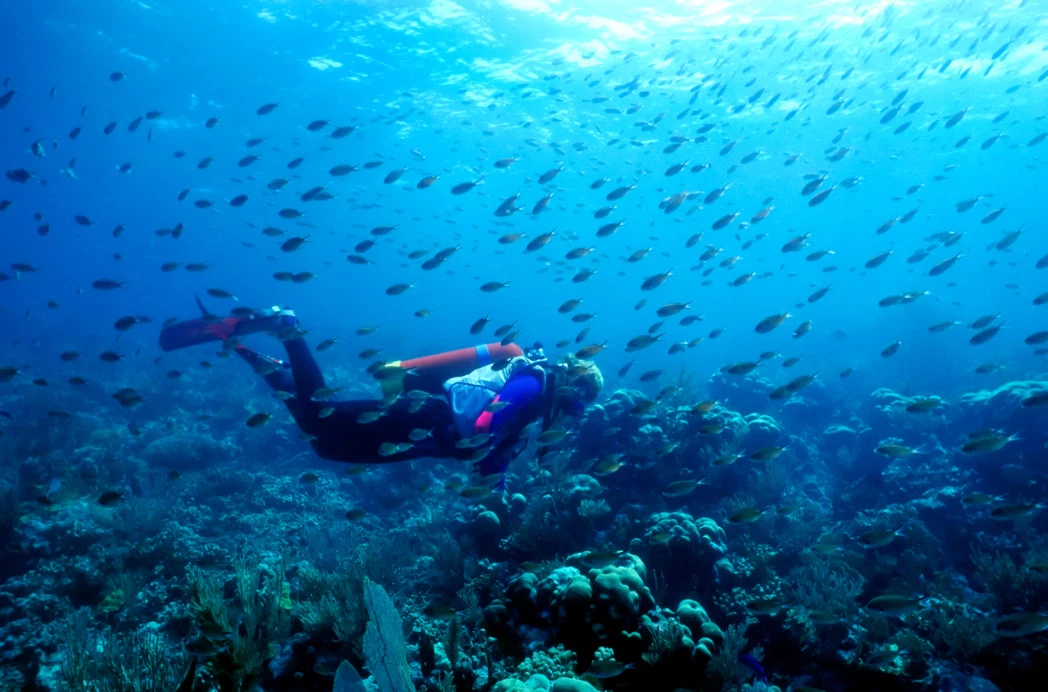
3;375;1047;692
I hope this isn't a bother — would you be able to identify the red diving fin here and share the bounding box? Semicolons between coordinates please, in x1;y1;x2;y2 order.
158;294;239;352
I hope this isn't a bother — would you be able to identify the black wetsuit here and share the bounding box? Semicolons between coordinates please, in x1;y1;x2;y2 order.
241;338;462;462
242;339;548;470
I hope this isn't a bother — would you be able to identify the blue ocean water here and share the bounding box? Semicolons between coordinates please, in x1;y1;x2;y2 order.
2;0;1048;690
3;0;1042;394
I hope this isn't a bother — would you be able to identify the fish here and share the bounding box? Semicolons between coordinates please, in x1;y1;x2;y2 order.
537;164;564;184
962;492;1002;506
1021;392;1048;408
378;442;413;457
380;167;407;185
792;321;812;339
806;611;845;627
859;526;904;548
905;397;941;413
641;270;672;291
962;433;1019;454
739;654;767;683
356;411;384;425
662;478;706;497
875;444;920;459
865;594;925;616
970;314;1000;331
928;254;962;276
721;361;761;376
755;313;790;333
713;453;744;466
807;286;829;303
881;341;901;358
450;178;483;195
592;457;625;476
989;502;1042;521
865;250;893;269
750;446;785;462
525;230;555;252
626;334;661;352
536;429;569;446
281;236;309;252
246;413;271;428
459;486;494;501
584;660;633;680
98;490;124;506
970;325;1002;346
808;185;836;207
606;184;636;201
728;508;767;524
928;321;960;333
996;613;1048;638
575;342;608;360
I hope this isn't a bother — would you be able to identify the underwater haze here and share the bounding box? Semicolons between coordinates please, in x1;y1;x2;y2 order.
2;0;1048;690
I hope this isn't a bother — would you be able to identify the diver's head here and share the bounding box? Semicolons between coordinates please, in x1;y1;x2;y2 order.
554;354;604;416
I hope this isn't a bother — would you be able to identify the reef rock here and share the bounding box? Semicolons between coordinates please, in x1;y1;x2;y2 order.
574;389;655;457
707;372;774;415
958;380;1048;438
641;512;727;582
141;432;226;472
742;413;784;449
487;553;658;664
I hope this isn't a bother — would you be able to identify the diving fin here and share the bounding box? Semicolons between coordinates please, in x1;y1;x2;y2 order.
158;294;238;352
194;293;217;320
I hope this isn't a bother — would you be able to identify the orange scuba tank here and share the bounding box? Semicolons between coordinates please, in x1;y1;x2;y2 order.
379;343;523;402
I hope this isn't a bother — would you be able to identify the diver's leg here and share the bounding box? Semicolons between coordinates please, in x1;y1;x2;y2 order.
232;317;455;462
235;339;348;444
234;323;326;426
280;337;327;406
234;345;293;390
233;345;304;420
303;400;391;461
306;396;454;462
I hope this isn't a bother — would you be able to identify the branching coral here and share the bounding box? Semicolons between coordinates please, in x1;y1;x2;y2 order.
918;602;995;665
745;462;790;507
186;550;291;691
59;608;189;692
641;618;689;666
970;548;1030;611
577;498;611;518
785;558;864;618
296;560;367;651
704;623;751;691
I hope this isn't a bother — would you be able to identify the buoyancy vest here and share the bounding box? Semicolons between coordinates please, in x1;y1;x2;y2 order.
379;342;524;403
443;354;549;439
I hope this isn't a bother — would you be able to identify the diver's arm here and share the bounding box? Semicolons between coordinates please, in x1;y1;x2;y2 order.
474;436;523;481
473;374;544;482
488;373;543;430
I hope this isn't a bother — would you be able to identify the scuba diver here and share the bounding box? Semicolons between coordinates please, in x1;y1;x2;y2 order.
159;300;604;484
